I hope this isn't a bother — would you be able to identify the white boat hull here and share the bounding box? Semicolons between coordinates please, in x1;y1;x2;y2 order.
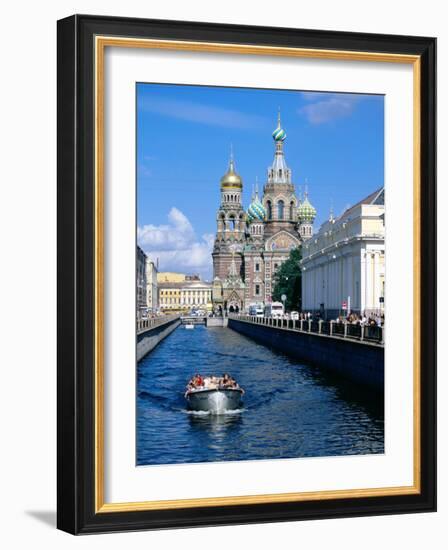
186;388;243;413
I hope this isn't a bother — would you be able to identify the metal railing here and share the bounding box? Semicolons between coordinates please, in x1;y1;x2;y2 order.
180;315;207;325
229;315;384;345
136;314;180;335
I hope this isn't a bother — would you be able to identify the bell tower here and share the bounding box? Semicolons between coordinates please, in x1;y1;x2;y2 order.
262;110;298;239
212;149;246;282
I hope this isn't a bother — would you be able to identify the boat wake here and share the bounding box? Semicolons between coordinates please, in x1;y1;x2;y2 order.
182;408;245;416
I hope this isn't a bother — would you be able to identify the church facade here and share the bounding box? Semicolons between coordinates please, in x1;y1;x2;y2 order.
212;115;317;314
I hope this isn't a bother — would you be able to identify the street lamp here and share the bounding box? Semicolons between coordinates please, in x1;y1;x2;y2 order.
281;293;287;313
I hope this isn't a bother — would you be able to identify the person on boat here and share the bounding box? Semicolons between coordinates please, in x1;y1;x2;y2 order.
220;373;232;388
193;374;203;387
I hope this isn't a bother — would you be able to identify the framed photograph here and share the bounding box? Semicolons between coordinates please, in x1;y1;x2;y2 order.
57;14;436;534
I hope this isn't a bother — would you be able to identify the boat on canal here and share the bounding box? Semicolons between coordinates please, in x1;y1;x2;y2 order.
185;375;244;414
184;323;194;329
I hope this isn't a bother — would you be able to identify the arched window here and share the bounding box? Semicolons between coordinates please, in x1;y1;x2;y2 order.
267;200;272;220
229;216;236;231
290;201;295;220
278;200;284;220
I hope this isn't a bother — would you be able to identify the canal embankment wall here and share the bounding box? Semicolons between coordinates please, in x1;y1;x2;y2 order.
228;318;384;391
137;316;181;361
206;317;228;327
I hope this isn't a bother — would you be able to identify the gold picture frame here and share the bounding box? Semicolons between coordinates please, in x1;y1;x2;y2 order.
58;14;436;534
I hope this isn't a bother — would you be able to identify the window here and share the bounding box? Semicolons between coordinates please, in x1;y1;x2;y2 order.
255;262;260;272
267;200;272;220
255;284;260;295
278;200;284;220
229;216;236;230
290;201;294;220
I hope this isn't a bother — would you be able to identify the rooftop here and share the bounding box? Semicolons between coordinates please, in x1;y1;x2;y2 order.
158;280;212;290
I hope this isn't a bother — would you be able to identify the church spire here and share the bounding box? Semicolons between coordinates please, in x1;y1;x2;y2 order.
268;110;291;184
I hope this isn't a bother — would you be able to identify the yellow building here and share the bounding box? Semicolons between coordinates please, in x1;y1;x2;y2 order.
158;285;182;311
157;272;187;283
159;280;213;312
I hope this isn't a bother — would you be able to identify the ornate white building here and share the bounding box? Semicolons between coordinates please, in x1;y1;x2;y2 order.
300;188;385;319
212;113;316;313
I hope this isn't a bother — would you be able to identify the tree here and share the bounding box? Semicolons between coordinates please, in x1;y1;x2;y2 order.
272;247;302;311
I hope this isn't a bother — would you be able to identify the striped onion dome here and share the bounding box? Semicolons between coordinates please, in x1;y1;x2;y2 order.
272;110;286;142
297;195;317;223
247;195;266;223
272;125;286;142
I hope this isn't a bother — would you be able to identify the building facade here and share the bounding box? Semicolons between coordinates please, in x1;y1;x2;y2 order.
212;114;316;313
158;277;212;312
158;284;182;311
180;280;212;310
300;188;385;319
136;246;147;319
145;257;158;312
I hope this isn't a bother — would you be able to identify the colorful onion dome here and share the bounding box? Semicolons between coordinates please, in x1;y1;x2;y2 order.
272;125;286;142
297;195;317;222
272;109;286;141
247;196;266;223
220;154;242;189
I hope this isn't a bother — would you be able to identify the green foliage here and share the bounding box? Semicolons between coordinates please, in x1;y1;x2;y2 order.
272;247;302;311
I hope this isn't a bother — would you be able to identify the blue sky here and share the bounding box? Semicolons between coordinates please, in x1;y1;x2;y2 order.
137;83;384;280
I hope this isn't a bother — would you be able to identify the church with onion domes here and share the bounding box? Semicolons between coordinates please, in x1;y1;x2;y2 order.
212;113;316;314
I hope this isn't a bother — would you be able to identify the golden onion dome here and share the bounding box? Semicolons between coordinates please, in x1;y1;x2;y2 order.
220;157;242;189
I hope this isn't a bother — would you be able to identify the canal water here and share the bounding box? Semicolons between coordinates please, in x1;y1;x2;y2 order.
137;325;384;466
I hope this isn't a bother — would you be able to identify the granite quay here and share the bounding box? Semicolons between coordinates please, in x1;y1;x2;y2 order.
228;315;384;391
136;315;181;361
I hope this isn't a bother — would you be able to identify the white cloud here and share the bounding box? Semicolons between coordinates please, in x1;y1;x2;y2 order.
139;97;267;129
299;93;361;125
138;208;214;279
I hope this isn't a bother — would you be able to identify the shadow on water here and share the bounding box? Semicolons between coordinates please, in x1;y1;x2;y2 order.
267;347;384;421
